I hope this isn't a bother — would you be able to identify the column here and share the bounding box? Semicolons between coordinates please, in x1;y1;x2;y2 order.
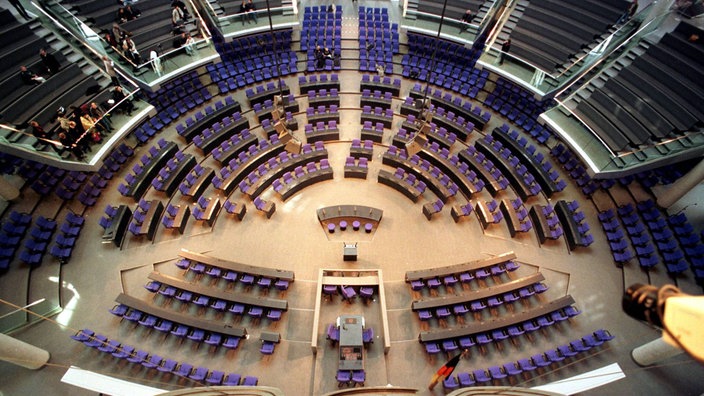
0;333;50;369
656;159;704;209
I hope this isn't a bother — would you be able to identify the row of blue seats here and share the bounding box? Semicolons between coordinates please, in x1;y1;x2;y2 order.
423;305;582;355
442;329;615;389
71;329;256;385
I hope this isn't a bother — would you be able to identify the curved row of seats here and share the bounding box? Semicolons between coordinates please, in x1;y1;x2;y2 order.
70;329;257;386
442;329;615;389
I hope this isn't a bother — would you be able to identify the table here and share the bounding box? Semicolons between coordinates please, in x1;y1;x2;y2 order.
116;293;247;337
180;249;295;282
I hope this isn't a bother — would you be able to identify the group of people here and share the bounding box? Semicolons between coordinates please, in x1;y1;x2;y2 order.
240;0;258;25
106;23;142;64
54;103;110;160
172;0;191;29
19;48;62;86
116;5;140;23
314;45;333;69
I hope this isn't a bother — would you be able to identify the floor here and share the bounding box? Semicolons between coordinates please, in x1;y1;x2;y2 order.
0;1;703;395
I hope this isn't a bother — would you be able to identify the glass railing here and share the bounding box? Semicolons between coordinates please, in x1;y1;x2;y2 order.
479;1;659;97
34;0;218;88
199;0;298;39
402;0;505;44
0;89;146;166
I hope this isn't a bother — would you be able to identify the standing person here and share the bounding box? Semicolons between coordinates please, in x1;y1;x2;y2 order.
122;35;142;64
240;0;249;25
19;66;45;85
498;38;511;65
102;56;120;86
89;102;112;131
428;349;469;390
112;86;136;116
9;0;31;20
459;9;473;33
246;0;258;24
39;48;61;75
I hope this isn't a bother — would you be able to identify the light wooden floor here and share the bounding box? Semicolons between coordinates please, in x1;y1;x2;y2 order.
1;1;703;395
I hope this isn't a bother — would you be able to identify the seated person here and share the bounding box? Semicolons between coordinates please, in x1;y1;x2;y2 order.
111;86;136;116
19;66;45;85
124;5;140;20
122;36;142;64
171;0;190;19
172;4;185;27
116;7;127;23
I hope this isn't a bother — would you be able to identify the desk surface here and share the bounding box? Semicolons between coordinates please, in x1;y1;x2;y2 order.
116;293;247;337
102;205;132;247
411;273;544;311
180;249;295;281
382;152;453;203
405;252;516;281
419;294;575;342
148;272;288;310
316;205;383;222
475;139;532;200
492;128;558;196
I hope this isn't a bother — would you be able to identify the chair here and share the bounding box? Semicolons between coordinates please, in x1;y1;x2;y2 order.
458;371;475;387
352;370;366;387
473;369;491;384
260;340;276;355
223;373;242;386
189;366;208;381
222;336;241;349
206;370;225;385
336;370;351;387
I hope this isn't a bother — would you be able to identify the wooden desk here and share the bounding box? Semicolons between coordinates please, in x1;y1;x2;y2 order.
159;155;196;197
148;272;288;311
212;131;258;166
492;128;558;197
245;149;328;199
500;200;521;238
180;249;295;282
316;205;383;223
529;205;550;244
360;112;393;129
260;331;281;343
217;139;284;195
115;293;247;337
361;124;384;143
305;127;340;143
475;201;495;229
344;164;368;179
475;139;533;201
307;111;340;126
102;205;132;247
247;85;291;106
418;149;480;201
140;201;164;240
377;169;421;203
418;295;575;342
279;167;334;201
412;273;545;311
360;95;392;111
198;117;249;154
309;95;340;108
360;78;400;96
409;86;486;130
166;205;190;234
406;252;516;281
555;200;586;251
185;168;215;200
197;198;221;226
382;152;453;203
300;79;340;94
126;143;178;201
457;149;501;196
179;102;242;142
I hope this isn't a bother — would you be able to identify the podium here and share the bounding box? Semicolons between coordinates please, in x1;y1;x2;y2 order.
343;243;358;261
